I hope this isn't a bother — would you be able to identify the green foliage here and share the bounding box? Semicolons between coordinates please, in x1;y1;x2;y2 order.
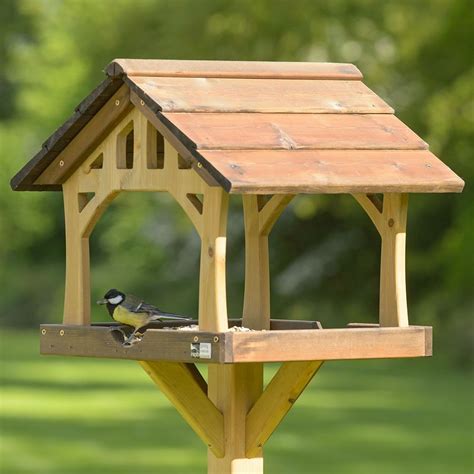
0;1;472;364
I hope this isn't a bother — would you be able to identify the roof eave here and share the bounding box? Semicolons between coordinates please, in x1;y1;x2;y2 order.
10;76;124;191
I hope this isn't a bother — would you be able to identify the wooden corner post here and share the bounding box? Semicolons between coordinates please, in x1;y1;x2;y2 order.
379;193;409;327
63;176;91;325
352;193;409;327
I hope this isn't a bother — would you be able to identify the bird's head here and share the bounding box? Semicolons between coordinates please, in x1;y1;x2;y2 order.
97;289;125;306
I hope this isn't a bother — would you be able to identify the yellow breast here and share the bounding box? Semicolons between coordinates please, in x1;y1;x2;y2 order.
113;305;149;329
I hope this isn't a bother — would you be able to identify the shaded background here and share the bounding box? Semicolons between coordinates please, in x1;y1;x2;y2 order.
1;0;472;473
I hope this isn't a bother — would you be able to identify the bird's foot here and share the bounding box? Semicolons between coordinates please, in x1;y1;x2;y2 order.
122;333;143;347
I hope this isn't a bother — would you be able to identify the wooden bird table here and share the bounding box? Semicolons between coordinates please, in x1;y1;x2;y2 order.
11;59;463;474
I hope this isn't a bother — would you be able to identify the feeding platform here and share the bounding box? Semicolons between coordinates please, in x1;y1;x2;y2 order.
40;321;432;363
12;59;462;473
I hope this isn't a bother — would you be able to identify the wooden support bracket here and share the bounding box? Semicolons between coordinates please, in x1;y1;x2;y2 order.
246;360;323;457
140;361;225;458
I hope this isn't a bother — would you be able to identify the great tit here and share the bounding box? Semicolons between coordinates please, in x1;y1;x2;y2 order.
97;289;192;345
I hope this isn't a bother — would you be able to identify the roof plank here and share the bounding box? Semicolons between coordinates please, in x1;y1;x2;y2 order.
129;76;393;114
164;113;427;151
198;149;465;194
107;59;363;80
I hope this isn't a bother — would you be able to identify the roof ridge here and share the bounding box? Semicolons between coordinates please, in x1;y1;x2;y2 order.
106;58;363;80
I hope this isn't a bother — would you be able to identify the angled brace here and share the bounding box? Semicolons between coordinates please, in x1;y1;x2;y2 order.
140;361;225;458
246;360;323;457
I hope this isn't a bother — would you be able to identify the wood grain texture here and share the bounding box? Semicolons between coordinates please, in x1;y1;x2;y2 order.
140;361;224;457
198;187;229;332
245;361;323;457
242;195;271;331
227;326;432;362
379;193;409;327
40;325;224;362
199;149;465;194
40;325;432;362
164;113;427;150
208;364;264;473
107;58;363;80
129;76;393;114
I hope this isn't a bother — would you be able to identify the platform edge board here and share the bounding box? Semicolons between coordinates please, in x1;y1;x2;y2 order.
40;324;224;363
40;324;432;363
225;326;432;362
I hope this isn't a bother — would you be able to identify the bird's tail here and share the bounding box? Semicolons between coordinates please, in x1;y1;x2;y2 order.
150;312;193;321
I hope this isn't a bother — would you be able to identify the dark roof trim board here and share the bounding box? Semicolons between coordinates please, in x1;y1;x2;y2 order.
11;76;123;191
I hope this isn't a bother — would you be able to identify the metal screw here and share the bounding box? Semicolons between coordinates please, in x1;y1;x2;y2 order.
59;160;65;167
197;162;203;169
115;99;120;106
140;100;145;106
213;336;219;343
193;336;199;342
41;329;46;335
59;329;65;336
388;218;395;227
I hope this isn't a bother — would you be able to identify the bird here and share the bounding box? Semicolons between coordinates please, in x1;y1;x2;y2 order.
97;289;192;345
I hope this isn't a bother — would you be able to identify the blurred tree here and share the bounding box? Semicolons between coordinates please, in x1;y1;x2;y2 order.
1;0;472;364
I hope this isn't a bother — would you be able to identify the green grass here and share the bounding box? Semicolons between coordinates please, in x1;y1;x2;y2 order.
1;330;473;474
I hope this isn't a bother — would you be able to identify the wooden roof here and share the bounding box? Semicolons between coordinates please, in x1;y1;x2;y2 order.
11;59;464;193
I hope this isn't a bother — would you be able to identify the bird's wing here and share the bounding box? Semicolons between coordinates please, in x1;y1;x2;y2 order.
123;294;192;320
122;294;149;313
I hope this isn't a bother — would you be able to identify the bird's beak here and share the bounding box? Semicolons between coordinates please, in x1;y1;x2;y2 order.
97;299;107;305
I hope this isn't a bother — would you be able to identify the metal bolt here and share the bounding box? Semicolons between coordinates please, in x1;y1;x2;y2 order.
59;329;65;336
140;100;145;106
59;160;65;167
197;162;203;169
41;329;46;335
193;336;199;342
115;99;120;106
388;218;395;227
213;336;219;343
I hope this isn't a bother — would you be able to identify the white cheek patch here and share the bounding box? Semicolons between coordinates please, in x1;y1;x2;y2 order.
108;295;123;305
